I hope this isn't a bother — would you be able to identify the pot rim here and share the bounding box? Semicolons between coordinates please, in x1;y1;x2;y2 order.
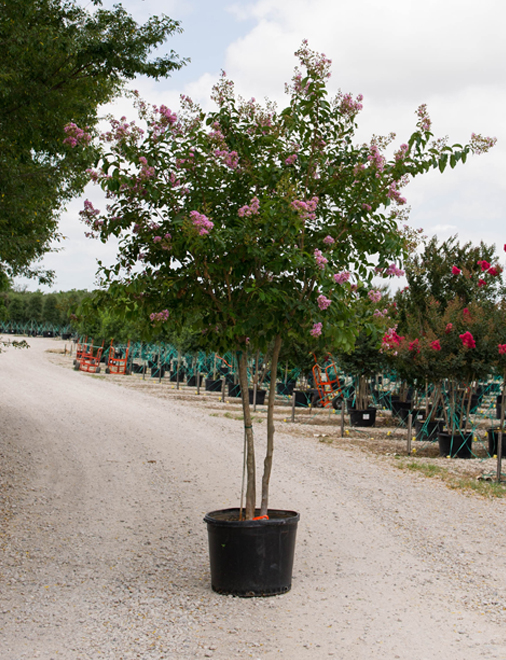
204;507;300;527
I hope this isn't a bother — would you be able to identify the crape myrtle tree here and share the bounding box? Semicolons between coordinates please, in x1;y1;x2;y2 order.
0;0;185;283
77;42;495;519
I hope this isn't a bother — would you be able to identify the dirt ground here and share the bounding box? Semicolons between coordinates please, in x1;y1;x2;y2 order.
2;337;506;659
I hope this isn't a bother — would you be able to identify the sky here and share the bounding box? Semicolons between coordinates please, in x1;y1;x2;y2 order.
16;0;506;292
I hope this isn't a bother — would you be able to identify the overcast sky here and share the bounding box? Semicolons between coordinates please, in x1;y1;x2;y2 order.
17;0;505;292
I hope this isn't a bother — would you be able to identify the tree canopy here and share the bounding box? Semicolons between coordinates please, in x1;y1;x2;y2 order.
0;0;185;283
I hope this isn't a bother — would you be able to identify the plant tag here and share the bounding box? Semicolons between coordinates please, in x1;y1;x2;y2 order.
363;413;370;420
417;414;424;420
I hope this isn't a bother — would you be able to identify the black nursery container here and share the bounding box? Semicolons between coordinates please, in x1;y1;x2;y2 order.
187;374;203;387
349;408;376;427
487;427;506;456
205;378;223;392
438;431;473;459
204;508;299;597
170;369;185;383
414;418;444;442
228;382;241;398
249;388;266;405
496;395;504;420
294;390;313;407
276;381;296;396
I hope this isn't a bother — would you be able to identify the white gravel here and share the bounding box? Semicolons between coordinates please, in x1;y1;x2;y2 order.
2;337;506;659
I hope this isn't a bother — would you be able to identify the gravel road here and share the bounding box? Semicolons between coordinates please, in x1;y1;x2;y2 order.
2;337;506;659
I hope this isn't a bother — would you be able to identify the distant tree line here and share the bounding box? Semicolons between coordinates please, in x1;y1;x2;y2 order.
0;288;91;327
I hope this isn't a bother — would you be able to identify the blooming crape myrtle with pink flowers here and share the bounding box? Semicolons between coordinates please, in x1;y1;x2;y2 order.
75;41;495;518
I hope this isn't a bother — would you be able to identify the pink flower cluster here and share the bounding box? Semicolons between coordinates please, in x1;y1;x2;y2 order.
408;338;420;353
295;40;332;84
190;211;214;236
156;105;177;125
101;116;144;144
431;340;441;351
452;266;461;275
314;249;328;270
79;199;102;235
386;181;407;205
238;197;260;217
470;133;497;155
291;196;319;222
337;92;363;117
150;310;169;323
394;143;409;162
386;263;405;277
215;149;239;169
334;271;350;284
477;259;499;277
285;154;298;165
368;290;382;303
381;327;404;353
498;344;506;355
310;322;323;337
416;104;432;132
63;122;92;148
367;145;385;172
323;235;335;245
317;295;331;310
460;331;476;349
138;156;155;179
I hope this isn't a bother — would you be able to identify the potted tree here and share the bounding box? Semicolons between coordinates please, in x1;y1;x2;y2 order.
392;238;504;454
335;293;392;426
74;42;494;594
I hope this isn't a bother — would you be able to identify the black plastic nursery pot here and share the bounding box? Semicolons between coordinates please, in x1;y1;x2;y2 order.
204;508;300;597
150;366;165;378
487;427;506;456
496;395;504;420
391;399;413;418
248;388;266;405
170;370;185;383
205;378;223;392
276;381;296;396
227;382;241;398
346;397;355;412
349;407;376;427
294;390;313;407
414;418;444;442
187;374;203;387
438;431;473;459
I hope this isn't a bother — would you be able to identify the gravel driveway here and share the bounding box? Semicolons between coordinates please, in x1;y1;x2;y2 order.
2;337;506;659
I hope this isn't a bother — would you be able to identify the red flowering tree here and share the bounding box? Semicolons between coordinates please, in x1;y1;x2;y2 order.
75;43;494;517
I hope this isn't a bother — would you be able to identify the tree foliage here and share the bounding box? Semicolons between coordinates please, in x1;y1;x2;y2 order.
77;41;494;516
0;0;185;283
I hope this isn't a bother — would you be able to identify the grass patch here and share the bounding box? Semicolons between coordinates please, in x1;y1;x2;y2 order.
222;412;263;423
402;461;446;478
395;458;506;498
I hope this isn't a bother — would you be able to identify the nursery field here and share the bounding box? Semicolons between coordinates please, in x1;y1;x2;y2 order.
2;337;506;659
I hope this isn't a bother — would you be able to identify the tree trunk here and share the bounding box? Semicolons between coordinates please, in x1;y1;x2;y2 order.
237;350;256;519
260;335;282;517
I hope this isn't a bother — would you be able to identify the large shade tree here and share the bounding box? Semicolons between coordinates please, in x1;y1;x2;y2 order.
0;0;186;284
